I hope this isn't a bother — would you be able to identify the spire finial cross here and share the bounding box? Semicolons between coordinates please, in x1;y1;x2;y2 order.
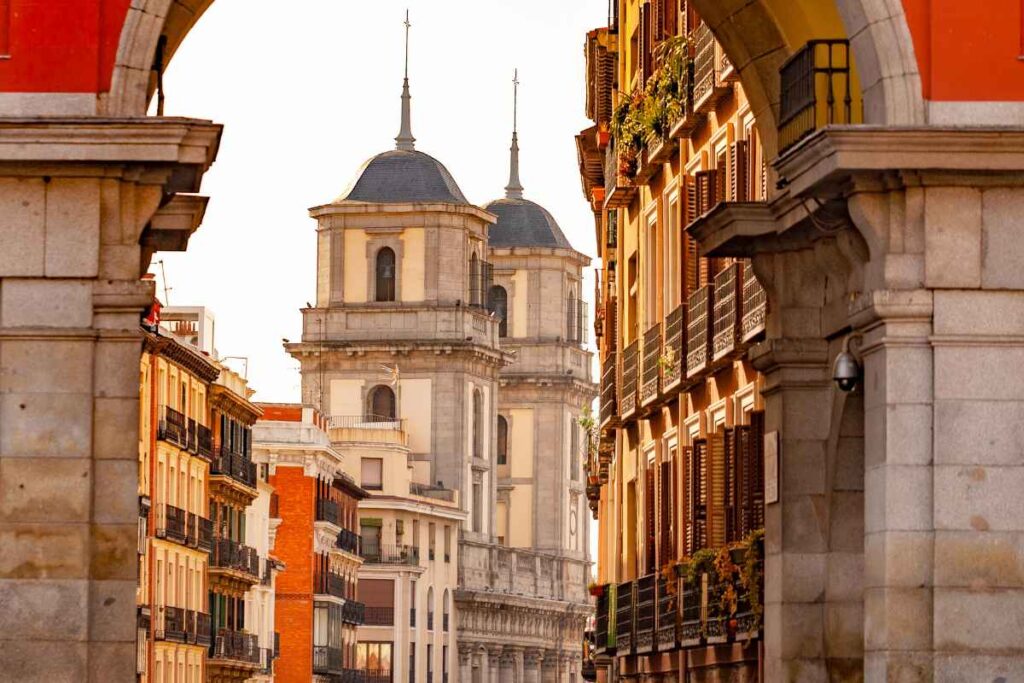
395;9;416;151
403;9;411;80
512;68;520;134
505;68;524;199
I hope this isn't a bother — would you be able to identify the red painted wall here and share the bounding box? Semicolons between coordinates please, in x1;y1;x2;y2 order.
903;0;1024;100
271;466;315;683
0;0;130;92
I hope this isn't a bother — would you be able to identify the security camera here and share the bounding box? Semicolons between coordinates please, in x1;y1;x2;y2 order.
832;332;863;393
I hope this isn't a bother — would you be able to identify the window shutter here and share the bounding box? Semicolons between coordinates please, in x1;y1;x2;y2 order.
641;2;653;84
707;431;726;548
730;140;749;202
750;411;766;532
645;466;657;572
725;427;740;543
686;440;708;555
659;460;673;565
685;174;699;226
665;0;678;39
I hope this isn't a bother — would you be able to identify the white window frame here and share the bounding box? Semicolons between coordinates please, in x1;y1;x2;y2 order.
643;204;659;329
663;183;681;311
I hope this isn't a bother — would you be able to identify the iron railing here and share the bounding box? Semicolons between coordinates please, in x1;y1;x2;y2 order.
635;574;657;654
159;504;187;544
210;446;257;489
615;580;635;654
686;286;712;377
157;406;187;448
362;543;420;566
328;414;405;431
741;260;767;342
712;262;742;361
604;143;638;209
779;40;853;154
363;605;393;626
663;303;686;390
336;529;361;554
656;573;679;651
599;351;618;429
693;22;729;113
640;322;662;406
197;424;213;459
210;537;260;579
620;340;639;419
314;569;346;599
316;498;341;526
154;605;186;643
343;600;366;625
312;646;344;675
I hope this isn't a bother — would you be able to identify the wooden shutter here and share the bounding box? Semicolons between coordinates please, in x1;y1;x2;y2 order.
707;431;726;548
639;2;652;85
686;440;708;555
659;460;673;565
730;140;749;202
651;0;664;44
714;153;727;206
750;411;766;532
666;0;678;38
645;466;657;572
725;428;739;543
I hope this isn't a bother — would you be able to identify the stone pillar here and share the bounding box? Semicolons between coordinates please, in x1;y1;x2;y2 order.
459;643;474;683
487;645;502;683
0;119;220;683
541;650;558;683
523;648;543;683
499;649;517;683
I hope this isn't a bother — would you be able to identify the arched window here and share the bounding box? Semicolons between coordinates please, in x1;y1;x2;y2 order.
442;589;450;632
427;586;435;631
472;389;483;459
497;415;508;465
375;247;396;302
488;285;508;337
367;385;396;420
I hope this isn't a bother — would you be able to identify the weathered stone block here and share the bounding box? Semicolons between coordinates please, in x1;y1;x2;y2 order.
934;530;1024;589
89;524;138;581
935;653;1024;683
779;603;825;659
935;345;1024;401
781;439;827;496
933;290;1024;336
765;552;826;605
0;523;89;579
88;580;137;642
865;464;933;533
0;392;93;458
0;177;45;277
44;178;100;277
934;587;1024;652
934;399;1024;466
924;186;982;288
864;585;933;651
0;640;87;683
826;552;864;603
825;602;864;659
934;464;1024;532
781;494;829;554
0;339;93;394
864;650;934;683
94;340;141;399
865;530;934;590
981;188;1024;289
0;279;93;328
93;397;140;460
92;460;137;525
0;457;91;523
863;403;932;469
0;578;88;640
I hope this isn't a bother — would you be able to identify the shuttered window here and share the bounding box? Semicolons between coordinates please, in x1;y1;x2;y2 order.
685;440;708;555
730;140;749;202
708;431;726;548
658;459;674;565
645;466;656;572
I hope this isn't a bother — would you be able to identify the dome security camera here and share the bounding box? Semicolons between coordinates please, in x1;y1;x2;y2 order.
832;332;863;393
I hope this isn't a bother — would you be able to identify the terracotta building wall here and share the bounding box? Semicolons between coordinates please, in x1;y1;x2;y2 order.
271;466;314;683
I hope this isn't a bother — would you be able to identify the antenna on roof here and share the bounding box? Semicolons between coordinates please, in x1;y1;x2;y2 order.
156;259;172;304
395;9;416;152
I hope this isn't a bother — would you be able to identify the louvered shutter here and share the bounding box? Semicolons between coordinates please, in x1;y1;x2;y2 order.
724;428;739;542
730;140;749;202
639;2;652;85
646;466;657;572
652;0;664;44
750;411;766;532
659;461;673;564
708;431;726;548
688;439;708;553
685;175;698;226
665;0;678;38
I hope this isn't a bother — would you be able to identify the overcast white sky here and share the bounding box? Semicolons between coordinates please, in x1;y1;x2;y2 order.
154;0;607;401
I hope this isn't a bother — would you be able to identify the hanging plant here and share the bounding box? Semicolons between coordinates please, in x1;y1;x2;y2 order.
738;529;765;622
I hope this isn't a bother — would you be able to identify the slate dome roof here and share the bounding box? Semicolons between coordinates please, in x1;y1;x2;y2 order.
337;149;469;205
483;197;572;249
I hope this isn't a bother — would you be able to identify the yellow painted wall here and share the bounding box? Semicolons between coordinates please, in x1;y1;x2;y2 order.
509;485;533;548
343;229;368;303
399;378;432;454
496;501;508;544
317;231;331;306
509;408;534;478
511;269;529;338
330;378;365;417
400;228;425;302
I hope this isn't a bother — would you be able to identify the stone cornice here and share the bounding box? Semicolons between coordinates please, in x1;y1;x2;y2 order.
210;384;263;424
309;200;497;225
142;330;221;383
487;245;592;267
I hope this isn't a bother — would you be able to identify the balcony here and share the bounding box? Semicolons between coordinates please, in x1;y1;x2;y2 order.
362;543;420;566
778;40;853;155
336;529;361;555
313;647;343;676
615;580;634;654
656;573;679;651
364;671;393;683
686;286;712;378
158;504;187;545
599;351;618;430
409;483;456;503
186;417;198;454
316;498;341;526
741;261;767;343
640;323;662;407
604;144;637;209
620;340;639;420
314;569;346;599
328;414;408;447
692;23;731;114
343;600;366;625
197;424;213;460
210;537;260;582
188;610;212;647
635;574;656;654
154;605;187;643
211;629;260;666
662;304;686;392
363;605;393;626
712;262;742;362
594;587;615;656
157;406;188;449
210;446;257;490
186;512;213;552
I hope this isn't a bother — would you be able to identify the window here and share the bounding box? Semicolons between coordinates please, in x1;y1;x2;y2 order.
472;481;482;533
367;385;396;421
442;589;450;631
665;190;681;310
410;580;417;628
427;643;434;683
412;520;419;556
488;285;508;337
361;458;383;490
443;525;451;563
496;416;508;465
570;419;580;482
357;642;393;678
375;247;396;301
428;522;436;561
426;586;434;631
472;389;483;459
443;645;449;683
409;649;415;683
361;520;382;559
644;210;658;327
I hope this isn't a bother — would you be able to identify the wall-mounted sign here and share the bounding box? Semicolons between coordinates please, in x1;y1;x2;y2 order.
765;430;780;505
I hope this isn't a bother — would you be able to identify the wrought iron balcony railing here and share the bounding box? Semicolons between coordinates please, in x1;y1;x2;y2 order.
361;543;420;566
686;285;712;378
599;351;618;429
159;504;187;545
363;605;393;626
314;569;346;599
741;260;767;343
635;574;657;654
211;629;260;665
615;580;635;654
693;23;731;113
316;498;341;526
656;573;679;651
343;600;366;625
336;529;361;555
313;646;344;675
604;143;638;209
196;424;213;460
662;303;686;391
712;262;742;361
157;406;188;449
779;40;853;155
154;605;187;643
210;537;260;580
620;340;639;420
640;323;662;407
210;446;257;489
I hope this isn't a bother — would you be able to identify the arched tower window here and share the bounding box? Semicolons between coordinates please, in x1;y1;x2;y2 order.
367;385;396;420
427;586;435;631
375;247;396;302
442;589;450;632
488;285;508;337
472;389;484;459
497;415;508;465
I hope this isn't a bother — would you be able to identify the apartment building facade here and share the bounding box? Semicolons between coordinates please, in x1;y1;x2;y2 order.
577;2;772;680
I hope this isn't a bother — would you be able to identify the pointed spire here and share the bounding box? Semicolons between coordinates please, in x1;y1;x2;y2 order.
395;9;416;152
505;69;524;199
